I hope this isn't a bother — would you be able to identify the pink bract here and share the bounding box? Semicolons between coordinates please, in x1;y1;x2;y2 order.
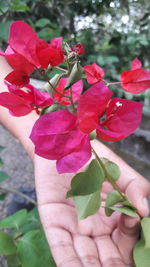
30;109;92;173
84;63;105;84
53;78;83;105
120;57;150;93
78;82;143;141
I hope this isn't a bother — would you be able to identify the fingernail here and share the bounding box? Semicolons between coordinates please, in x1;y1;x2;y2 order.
124;217;138;228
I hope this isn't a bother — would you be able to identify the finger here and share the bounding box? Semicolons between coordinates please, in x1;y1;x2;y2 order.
125;178;150;217
34;156;74;204
112;214;140;265
95;235;126;267
74;235;101;267
45;227;83;267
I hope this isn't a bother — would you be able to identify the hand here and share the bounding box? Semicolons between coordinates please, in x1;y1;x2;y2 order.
34;142;150;267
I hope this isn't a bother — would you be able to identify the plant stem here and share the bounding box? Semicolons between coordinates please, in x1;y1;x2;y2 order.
92;147;128;200
55;66;68;73
103;80;122;86
36;68;70;98
0;186;37;205
69;87;76;114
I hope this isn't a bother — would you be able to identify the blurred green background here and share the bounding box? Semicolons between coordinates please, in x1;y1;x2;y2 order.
0;0;150;113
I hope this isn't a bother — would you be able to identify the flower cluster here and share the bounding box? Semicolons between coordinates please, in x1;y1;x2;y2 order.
0;21;148;174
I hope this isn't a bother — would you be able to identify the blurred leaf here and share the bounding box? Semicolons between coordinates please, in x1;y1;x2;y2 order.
7;254;20;267
74;191;101;219
100;158;121;181
0;194;6;200
35;18;50;28
0;21;13;42
0;209;28;229
0;146;5;151
0;232;16;255
141;217;150;248
67;159;105;198
0;171;10;182
133;240;150;267
17;229;56;267
0;158;4;167
105;190;123;216
109;206;137;217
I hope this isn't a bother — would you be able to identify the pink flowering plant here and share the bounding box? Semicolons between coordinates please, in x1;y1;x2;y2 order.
0;20;150;267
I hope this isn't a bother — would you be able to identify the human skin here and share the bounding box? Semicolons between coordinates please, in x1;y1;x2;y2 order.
0;56;150;266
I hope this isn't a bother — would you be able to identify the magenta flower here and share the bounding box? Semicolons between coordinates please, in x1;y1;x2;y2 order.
78;82;143;141
53;78;83;105
0;84;53;116
30;109;91;173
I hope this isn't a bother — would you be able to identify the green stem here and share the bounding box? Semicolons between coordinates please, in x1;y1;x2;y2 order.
69;87;76;114
103;80;122;86
55;66;68;73
36;68;70;98
92;147;128;200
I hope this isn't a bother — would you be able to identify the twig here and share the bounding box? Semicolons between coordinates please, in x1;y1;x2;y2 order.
0;186;37;205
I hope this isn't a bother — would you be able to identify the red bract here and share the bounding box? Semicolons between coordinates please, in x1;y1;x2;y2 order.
0;46;34;74
30;110;91;173
8;21;64;69
53;78;83;105
0;92;33;116
0;84;53;116
5;70;30;89
83;63;105;84
71;43;84;55
78;82;143;141
8;21;41;68
120;58;150;93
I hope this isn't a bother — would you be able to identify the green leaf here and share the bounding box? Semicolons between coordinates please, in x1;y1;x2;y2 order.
67;159;105;198
133;240;150;267
109;206;137;217
141;217;150;248
0;21;13;42
74;191;101;219
17;229;56;267
35;18;50;28
0;193;6;200
105;190;123;216
101;158;121;181
0;209;28;229
0;232;16;255
0;146;5;152
18;208;40;234
0;158;4;167
64;62;83;90
7;254;20;267
45;73;64;96
0;171;10;182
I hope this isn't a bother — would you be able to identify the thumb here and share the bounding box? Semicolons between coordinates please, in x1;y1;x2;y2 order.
112;214;140;265
125;178;150;217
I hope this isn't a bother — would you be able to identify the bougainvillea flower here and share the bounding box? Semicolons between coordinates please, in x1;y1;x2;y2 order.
37;37;64;68
120;57;150;93
83;63;105;84
53;78;83;105
78;82;143;141
8;21;64;69
8;21;41;68
0;92;33;116
37;46;64;68
0;46;34;74
0;84;53;116
5;70;30;89
71;43;84;55
30;110;91;173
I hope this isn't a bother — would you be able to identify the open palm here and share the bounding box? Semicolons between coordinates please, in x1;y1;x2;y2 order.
34;150;150;267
